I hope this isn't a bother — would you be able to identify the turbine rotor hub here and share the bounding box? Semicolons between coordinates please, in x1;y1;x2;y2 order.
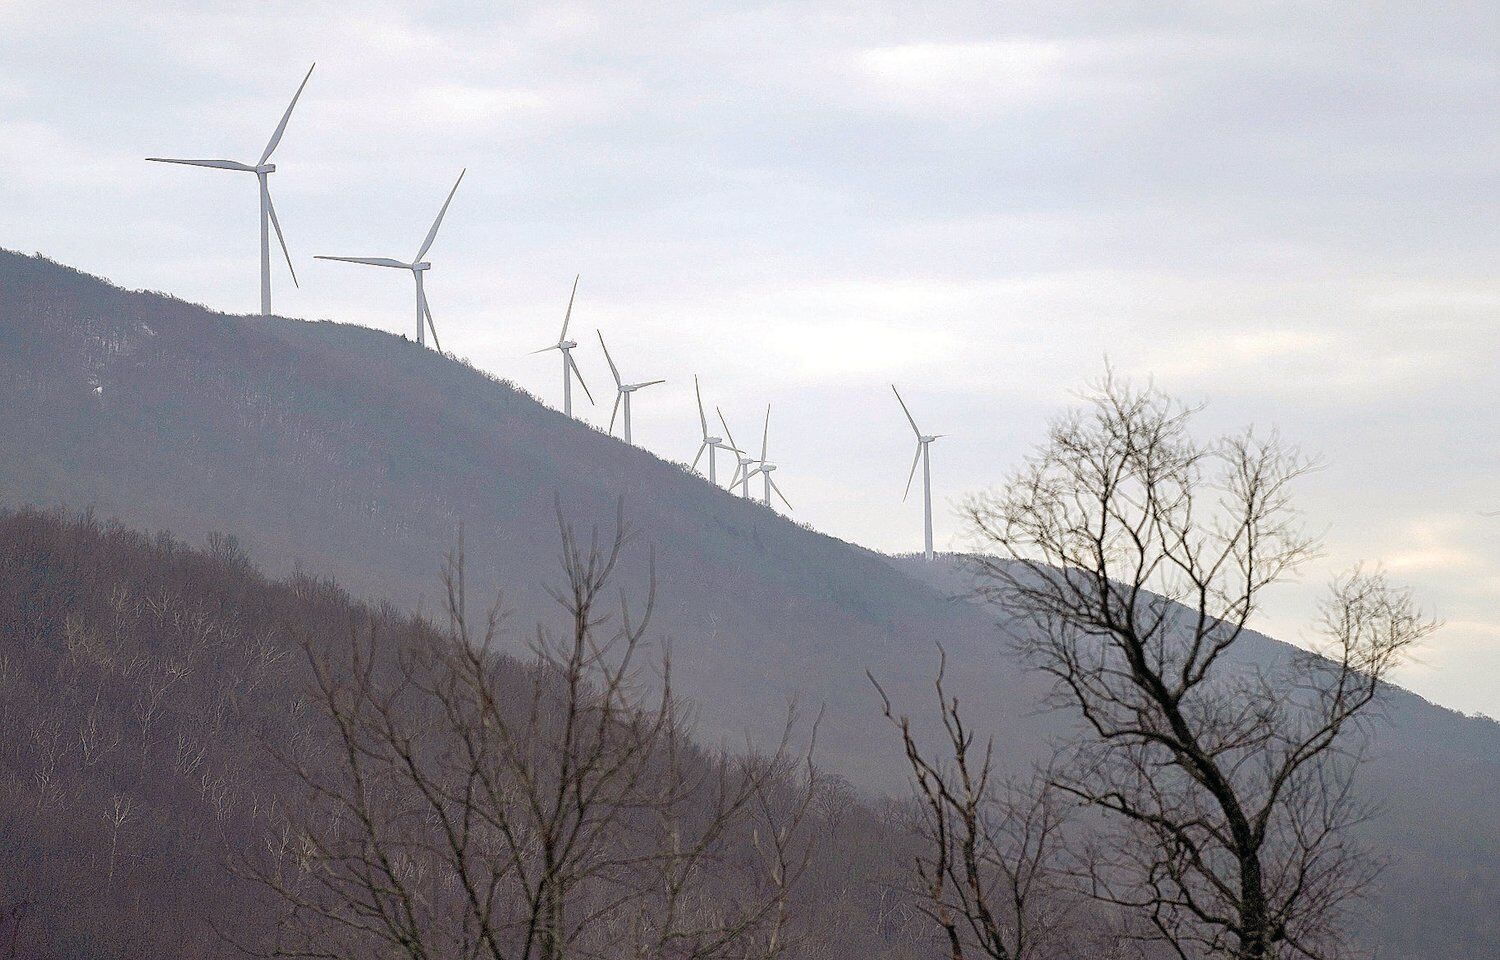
255;163;276;174
414;261;432;271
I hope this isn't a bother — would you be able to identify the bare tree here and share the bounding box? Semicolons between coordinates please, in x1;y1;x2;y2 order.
103;794;134;891
869;648;1074;960
252;505;818;960
963;373;1433;960
0;900;30;960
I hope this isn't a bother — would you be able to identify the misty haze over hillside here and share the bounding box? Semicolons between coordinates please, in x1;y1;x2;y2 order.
2;250;1498;958
5;2;1496;719
3;4;1496;955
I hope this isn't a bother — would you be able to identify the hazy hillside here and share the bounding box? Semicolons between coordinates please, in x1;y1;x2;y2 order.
2;249;1498;957
0;248;1053;785
0;507;954;959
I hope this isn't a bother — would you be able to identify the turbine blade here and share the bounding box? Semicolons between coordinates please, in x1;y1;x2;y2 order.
716;407;740;453
771;477;793;511
892;384;921;437
745;466;762;480
559;274;579;340
903;442;922;501
609;391;622;434
597;331;621;386
531;344;562;354
146;158;255;171
265;189;298;288
694;375;709;439
421;286;442;352
416;169;466;262
315;256;410;268
634;379;666;389
259;62;315;165
691;441;708;471
760;404;770;462
567;352;595;404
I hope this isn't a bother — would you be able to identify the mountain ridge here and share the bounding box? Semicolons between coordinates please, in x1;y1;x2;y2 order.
2;248;1498;957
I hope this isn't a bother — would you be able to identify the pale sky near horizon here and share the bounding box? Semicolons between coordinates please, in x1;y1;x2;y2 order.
2;2;1497;716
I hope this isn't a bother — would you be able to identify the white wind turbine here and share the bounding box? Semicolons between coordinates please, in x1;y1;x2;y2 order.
690;376;740;485
315;170;466;351
718;409;758;498
147;63;315;317
533;275;594;417
597;331;665;445
742;404;793;512
893;385;945;562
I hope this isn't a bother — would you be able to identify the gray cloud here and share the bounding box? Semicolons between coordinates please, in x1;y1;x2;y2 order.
1;0;1497;714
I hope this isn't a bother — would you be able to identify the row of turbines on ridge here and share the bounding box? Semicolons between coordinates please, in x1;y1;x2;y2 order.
144;63;946;561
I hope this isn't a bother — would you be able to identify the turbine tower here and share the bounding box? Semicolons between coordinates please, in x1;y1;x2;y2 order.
690;376;739;484
743;404;793;512
718;409;758;497
597;331;665;445
893;385;944;562
147;63;315;317
534;275;593;417
315;170;466;350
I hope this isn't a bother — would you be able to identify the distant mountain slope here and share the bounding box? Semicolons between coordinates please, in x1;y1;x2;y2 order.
2;249;1497;957
0;249;1049;785
0;507;932;960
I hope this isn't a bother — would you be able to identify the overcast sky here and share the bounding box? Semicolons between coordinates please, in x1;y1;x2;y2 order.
2;1;1497;715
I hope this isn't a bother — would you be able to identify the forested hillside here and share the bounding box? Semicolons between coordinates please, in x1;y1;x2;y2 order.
0;507;957;959
0;248;1046;787
2;249;1498;957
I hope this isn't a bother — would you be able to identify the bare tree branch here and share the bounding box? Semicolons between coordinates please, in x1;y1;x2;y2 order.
869;647;1081;960
961;372;1433;960
248;505;820;960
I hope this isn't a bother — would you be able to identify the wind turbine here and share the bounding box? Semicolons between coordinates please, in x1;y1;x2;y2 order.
533;275;593;417
597;331;665;445
147;62;315;317
690;376;740;484
743;404;793;512
719;409;758;497
315;170;466;351
893;385;944;562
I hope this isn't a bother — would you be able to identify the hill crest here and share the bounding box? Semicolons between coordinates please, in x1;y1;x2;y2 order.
3;248;1498;957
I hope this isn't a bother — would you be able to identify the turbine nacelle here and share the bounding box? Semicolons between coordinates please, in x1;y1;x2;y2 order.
892;384;942;560
743;402;793;512
597;331;664;440
537;280;594;417
315;169;464;352
145;62;315;317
